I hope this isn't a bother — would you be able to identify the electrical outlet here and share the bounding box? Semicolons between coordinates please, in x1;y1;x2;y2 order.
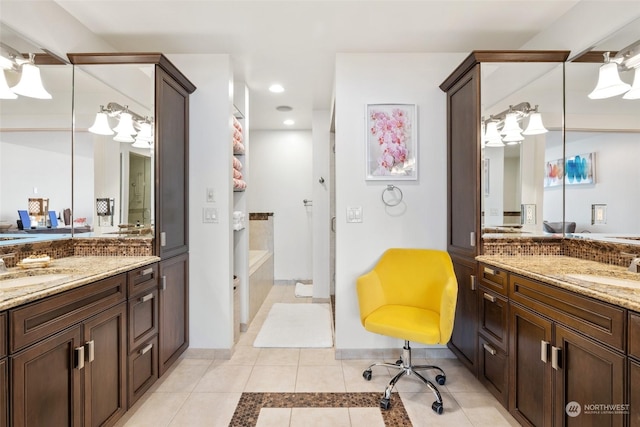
521;204;536;225
592;204;607;225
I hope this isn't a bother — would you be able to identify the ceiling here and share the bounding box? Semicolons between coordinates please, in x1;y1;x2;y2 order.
3;1;640;130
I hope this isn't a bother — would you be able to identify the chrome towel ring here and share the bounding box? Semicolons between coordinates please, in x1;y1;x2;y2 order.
382;185;403;207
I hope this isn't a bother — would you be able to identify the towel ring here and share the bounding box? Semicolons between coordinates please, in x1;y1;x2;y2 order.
382;185;403;207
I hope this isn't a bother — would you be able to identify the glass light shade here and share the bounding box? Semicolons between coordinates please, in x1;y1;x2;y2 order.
113;112;137;136
0;70;17;99
622;67;640;100
136;122;153;141
483;121;502;143
522;112;548;135
501;113;522;135
588;62;631;99
502;131;525;143
88;112;114;135
113;131;135;143
11;63;52;99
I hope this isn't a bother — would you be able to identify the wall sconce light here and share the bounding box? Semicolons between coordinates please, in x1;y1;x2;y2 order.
0;43;52;100
482;102;548;147
589;40;640;100
88;102;154;146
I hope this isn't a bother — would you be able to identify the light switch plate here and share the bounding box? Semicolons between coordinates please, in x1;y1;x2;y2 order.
206;188;215;203
347;206;363;223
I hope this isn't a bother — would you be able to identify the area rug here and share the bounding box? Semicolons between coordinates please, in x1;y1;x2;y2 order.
253;303;333;348
294;282;313;297
229;392;411;426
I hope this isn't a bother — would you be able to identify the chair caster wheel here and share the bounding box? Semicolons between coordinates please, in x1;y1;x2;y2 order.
380;398;391;410
432;401;443;414
436;374;446;385
363;370;372;381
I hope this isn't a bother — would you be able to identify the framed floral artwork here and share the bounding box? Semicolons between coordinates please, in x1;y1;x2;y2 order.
365;103;417;180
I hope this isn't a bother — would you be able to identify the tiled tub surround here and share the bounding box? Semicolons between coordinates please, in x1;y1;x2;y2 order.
246;249;274;331
0;236;153;268
0;255;159;310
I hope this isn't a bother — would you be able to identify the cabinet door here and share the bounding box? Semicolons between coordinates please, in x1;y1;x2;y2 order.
446;64;480;258
448;255;478;374
553;325;625;427
83;303;127;427
128;335;158;407
158;253;189;375
478;334;508;408
509;304;553;427
11;327;82;427
630;359;640;427
0;358;6;427
156;67;190;259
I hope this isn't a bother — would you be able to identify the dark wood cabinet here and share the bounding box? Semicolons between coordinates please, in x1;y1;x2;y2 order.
448;254;478;374
8;274;129;427
158;252;189;376
0;312;7;427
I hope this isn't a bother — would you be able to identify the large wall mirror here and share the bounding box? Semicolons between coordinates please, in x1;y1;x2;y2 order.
72;63;155;238
1;23;155;242
0;24;72;240
481;61;564;236
564;16;640;240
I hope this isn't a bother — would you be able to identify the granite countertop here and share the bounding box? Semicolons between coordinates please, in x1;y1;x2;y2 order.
0;255;160;310
476;255;640;312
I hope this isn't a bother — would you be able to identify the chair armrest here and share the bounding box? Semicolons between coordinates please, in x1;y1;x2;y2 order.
356;270;387;326
438;276;459;344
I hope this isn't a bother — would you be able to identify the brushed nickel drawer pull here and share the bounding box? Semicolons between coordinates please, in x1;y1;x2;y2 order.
552;346;561;370
76;346;85;370
470;275;477;291
141;267;154;276
541;340;549;363
140;343;153;355
86;340;95;363
483;343;497;356
160;276;167;291
140;293;154;303
483;267;497;276
483;292;496;303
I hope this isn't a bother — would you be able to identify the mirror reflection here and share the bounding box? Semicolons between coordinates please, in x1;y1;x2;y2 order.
481;62;564;236
0;24;72;239
72;63;155;237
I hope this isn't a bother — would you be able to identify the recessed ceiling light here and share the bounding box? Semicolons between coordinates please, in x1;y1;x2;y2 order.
283;119;295;126
269;84;284;93
276;105;293;112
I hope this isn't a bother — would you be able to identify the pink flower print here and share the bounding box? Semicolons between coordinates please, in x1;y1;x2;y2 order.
370;108;411;175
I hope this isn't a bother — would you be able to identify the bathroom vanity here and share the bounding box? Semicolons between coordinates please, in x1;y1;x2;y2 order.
0;255;158;427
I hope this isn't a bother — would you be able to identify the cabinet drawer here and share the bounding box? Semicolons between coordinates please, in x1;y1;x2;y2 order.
9;274;126;353
509;274;625;351
478;334;508;408
127;264;158;298
128;289;158;350
128;335;158;407
629;312;640;359
479;287;508;352
479;264;508;296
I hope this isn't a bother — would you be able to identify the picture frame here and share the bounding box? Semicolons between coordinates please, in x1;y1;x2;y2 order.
544;152;595;188
365;103;417;180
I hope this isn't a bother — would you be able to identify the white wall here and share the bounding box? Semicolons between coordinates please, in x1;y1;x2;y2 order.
168;54;236;350
248;130;313;282
334;53;466;351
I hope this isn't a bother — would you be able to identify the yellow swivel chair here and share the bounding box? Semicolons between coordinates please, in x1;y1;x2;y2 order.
356;248;458;414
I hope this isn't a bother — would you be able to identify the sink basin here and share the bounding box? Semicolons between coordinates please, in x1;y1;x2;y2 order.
565;274;640;289
0;274;70;289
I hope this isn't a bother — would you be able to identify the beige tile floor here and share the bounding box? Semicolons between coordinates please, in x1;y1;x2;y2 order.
115;284;520;426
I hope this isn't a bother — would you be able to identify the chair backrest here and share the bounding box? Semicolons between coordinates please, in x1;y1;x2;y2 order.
357;248;458;343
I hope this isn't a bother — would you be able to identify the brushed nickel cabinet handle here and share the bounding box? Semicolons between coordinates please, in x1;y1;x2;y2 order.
160;276;167;291
483;267;497;276
540;340;549;363
141;267;154;276
483;292;496;303
483;343;497;356
76;346;85;370
140;293;154;303
140;343;153;355
160;232;166;247
552;346;561;370
86;340;95;363
470;275;477;291
470;231;476;247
